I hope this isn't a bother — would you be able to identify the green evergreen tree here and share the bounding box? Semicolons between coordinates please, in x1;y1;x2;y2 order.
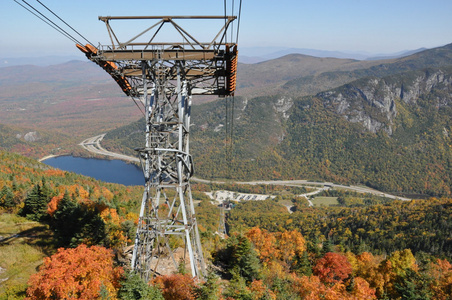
51;191;106;247
215;233;262;282
223;273;253;300
394;268;433;300
307;236;322;258
296;251;313;276
0;185;15;208
195;270;221;300
118;272;164;300
232;235;262;282
20;183;50;221
322;238;334;256
52;191;79;246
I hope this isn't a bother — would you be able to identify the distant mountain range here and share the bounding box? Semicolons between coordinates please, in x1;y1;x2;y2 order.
0;55;83;67
102;43;452;197
1;46;429;67
2;42;451;196
238;46;428;63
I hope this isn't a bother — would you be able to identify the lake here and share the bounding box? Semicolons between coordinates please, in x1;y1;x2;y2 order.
43;156;145;186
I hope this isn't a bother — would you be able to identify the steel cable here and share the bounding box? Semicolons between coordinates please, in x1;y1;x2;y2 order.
13;0;79;44
19;0;84;45
35;0;95;46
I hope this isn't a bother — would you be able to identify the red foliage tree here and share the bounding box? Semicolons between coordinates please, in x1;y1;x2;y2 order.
151;273;198;300
313;252;352;284
26;244;123;299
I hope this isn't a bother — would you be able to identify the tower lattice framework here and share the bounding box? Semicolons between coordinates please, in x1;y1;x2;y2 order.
77;15;238;280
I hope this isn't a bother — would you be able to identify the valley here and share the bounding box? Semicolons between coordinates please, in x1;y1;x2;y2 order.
79;133;409;202
1;42;452;299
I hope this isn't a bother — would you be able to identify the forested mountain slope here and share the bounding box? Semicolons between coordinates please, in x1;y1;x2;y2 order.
2;149;452;299
280;67;452;196
0;123;76;159
103;64;452;196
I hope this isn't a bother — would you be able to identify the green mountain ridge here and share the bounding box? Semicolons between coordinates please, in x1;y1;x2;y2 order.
282;43;452;97
102;44;452;196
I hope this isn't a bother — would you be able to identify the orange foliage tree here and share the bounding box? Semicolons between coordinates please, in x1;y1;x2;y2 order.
151;273;198;300
46;193;64;217
292;275;376;300
245;227;278;265
428;258;452;299
313;252;352;284
26;244;123;300
245;227;306;269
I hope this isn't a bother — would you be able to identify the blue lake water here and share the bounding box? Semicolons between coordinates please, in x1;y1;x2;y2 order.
44;156;145;186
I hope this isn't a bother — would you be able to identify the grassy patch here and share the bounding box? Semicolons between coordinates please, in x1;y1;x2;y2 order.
311;196;338;206
0;214;54;299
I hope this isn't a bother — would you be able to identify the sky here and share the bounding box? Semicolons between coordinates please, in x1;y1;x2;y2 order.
1;0;452;58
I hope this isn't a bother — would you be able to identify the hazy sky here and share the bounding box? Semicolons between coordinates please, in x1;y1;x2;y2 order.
2;0;451;58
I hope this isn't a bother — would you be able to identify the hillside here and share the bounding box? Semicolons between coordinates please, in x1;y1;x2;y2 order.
2;43;452;299
1;150;452;299
236;54;387;98
0;150;144;298
0;122;77;159
280;67;452;196
191;65;452;196
0;61;142;138
283;43;452;97
103;63;452;196
3;45;449;143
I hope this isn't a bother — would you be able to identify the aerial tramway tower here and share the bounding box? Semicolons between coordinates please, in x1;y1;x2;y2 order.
77;15;238;280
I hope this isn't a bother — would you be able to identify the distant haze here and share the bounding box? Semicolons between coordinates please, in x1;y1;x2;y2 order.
238;47;429;64
1;46;428;68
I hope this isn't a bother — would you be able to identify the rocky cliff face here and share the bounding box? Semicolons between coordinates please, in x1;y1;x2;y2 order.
316;68;452;135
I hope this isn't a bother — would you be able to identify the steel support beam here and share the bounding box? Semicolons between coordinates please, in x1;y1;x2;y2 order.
131;61;206;280
78;15;238;282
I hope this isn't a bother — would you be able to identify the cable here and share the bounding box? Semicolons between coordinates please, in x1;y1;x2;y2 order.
229;95;235;173
35;0;95;46
132;98;146;117
230;0;234;43
236;0;242;44
223;0;228;44
19;0;83;45
13;0;78;44
225;96;229;163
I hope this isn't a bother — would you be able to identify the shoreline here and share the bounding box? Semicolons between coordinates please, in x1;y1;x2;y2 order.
38;154;59;162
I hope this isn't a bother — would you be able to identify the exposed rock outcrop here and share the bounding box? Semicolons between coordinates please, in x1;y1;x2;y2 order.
15;131;41;142
317;68;452;135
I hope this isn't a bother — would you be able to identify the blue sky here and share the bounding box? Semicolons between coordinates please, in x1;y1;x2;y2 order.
1;0;452;58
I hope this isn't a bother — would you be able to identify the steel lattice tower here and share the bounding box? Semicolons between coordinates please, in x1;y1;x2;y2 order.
77;15;237;280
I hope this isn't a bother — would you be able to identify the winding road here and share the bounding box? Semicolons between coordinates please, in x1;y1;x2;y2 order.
79;134;410;201
79;134;139;163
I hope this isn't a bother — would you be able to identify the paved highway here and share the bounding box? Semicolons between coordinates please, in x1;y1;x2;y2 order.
79;134;140;163
79;134;410;201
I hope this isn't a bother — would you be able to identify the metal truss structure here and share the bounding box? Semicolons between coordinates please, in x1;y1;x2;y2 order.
77;15;237;280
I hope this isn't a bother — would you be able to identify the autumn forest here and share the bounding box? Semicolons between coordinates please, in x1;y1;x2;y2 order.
1;43;452;299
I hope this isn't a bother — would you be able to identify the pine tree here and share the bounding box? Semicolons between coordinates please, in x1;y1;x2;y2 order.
20;183;50;221
0;185;15;208
296;251;313;276
118;272;164;300
322;238;334;256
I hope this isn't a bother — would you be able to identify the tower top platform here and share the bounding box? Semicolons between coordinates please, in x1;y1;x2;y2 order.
77;15;238;96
